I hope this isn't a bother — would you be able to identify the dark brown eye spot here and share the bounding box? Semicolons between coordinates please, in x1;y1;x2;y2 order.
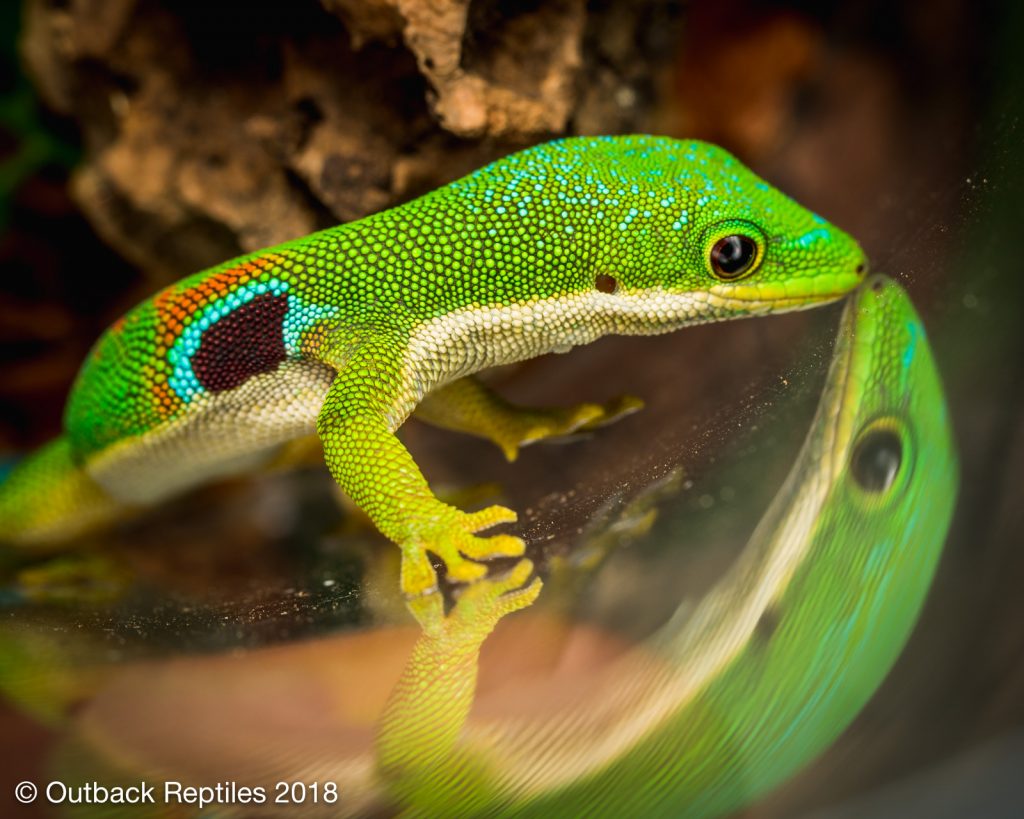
595;274;618;294
710;235;758;280
193;293;288;393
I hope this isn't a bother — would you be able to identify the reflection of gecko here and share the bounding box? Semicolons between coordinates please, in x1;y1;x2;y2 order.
376;276;957;814
0;135;865;612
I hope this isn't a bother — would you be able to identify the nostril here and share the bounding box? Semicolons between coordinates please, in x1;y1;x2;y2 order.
870;277;885;293
856;262;866;276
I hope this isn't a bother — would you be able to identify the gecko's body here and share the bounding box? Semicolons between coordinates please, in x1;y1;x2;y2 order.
0;135;866;603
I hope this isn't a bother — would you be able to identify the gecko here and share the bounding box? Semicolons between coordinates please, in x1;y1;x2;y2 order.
0;135;867;610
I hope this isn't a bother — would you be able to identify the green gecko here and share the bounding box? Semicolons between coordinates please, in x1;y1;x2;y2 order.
0;135;866;606
375;275;958;815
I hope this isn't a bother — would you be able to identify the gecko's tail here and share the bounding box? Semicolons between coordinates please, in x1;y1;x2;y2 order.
0;438;122;549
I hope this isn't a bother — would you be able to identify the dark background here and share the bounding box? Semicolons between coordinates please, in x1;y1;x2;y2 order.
1;0;1022;816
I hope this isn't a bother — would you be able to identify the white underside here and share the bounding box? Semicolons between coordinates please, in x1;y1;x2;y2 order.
87;286;774;504
87;360;336;504
395;287;750;422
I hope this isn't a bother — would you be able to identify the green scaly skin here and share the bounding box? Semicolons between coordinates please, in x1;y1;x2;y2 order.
0;135;866;609
375;275;957;816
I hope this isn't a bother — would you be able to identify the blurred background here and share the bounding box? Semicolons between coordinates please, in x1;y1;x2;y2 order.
0;0;1022;816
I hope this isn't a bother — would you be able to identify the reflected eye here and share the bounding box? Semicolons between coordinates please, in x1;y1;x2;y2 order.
851;428;903;493
710;235;758;280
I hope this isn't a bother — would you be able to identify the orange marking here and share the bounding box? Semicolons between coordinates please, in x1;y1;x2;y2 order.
151;254;284;347
150;381;182;417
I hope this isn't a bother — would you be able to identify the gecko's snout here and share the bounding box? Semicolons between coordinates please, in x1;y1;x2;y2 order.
832;238;870;295
847;239;869;283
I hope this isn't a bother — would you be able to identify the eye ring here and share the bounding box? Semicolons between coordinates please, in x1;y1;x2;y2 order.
709;234;759;280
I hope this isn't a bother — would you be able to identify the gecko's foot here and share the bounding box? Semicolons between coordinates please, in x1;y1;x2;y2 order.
496;394;645;461
448;558;541;628
400;504;525;598
408;557;542;636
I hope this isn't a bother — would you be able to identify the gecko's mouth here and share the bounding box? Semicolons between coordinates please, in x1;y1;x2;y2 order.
708;291;850;318
708;270;865;315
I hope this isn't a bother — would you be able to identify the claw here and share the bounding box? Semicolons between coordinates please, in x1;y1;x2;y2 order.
399;504;524;603
447;558;543;630
407;559;541;633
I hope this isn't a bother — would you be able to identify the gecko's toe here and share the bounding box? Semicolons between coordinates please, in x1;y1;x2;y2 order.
462;504;518;532
400;548;440;598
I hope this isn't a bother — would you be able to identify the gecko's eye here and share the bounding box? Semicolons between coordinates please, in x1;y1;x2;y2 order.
709;235;758;280
850;428;902;493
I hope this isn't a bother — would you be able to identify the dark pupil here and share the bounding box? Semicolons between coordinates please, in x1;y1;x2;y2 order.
851;429;903;493
711;235;756;277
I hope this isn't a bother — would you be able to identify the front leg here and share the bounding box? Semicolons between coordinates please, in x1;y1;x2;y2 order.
316;339;524;602
415;376;643;462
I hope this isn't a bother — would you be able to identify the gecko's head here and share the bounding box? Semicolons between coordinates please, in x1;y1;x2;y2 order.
593;137;868;322
827;275;956;493
814;275;956;585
